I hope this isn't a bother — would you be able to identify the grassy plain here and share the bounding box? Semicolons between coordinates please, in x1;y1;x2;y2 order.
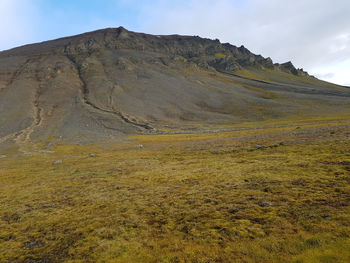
1;117;350;262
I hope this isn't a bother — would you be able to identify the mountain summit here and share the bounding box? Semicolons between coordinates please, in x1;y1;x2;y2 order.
0;27;349;146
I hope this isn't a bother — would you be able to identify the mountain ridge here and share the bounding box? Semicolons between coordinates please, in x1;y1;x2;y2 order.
0;27;308;77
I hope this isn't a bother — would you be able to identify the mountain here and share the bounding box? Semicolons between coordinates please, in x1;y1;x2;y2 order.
0;27;349;147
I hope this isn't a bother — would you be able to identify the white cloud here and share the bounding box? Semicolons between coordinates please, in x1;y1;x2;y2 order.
139;0;350;85
312;59;350;87
0;0;348;85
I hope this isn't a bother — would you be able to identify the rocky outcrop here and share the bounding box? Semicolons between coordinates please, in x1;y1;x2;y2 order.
0;27;291;74
275;61;309;76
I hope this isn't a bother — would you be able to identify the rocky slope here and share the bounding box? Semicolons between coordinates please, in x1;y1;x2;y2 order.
0;27;349;146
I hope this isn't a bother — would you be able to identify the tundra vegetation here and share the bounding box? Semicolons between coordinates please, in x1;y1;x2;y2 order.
1;116;350;262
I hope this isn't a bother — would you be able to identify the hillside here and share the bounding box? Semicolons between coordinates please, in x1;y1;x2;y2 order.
0;27;349;149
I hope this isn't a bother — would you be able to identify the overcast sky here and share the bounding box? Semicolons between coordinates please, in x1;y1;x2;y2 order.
1;0;349;86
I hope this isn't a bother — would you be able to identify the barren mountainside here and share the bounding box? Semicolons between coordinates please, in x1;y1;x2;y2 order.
0;27;349;146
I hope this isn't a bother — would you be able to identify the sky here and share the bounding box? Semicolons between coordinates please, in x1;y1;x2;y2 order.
0;0;349;86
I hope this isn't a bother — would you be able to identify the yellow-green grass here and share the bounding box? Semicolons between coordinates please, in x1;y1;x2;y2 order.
204;113;350;131
214;53;226;59
1;120;350;262
232;67;342;91
245;67;345;90
234;69;273;83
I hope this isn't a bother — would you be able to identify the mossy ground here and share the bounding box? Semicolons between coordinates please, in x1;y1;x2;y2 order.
1;118;350;262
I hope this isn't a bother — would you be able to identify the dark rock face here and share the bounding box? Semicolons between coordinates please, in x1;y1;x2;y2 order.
0;27;349;146
279;61;309;76
0;27;294;74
